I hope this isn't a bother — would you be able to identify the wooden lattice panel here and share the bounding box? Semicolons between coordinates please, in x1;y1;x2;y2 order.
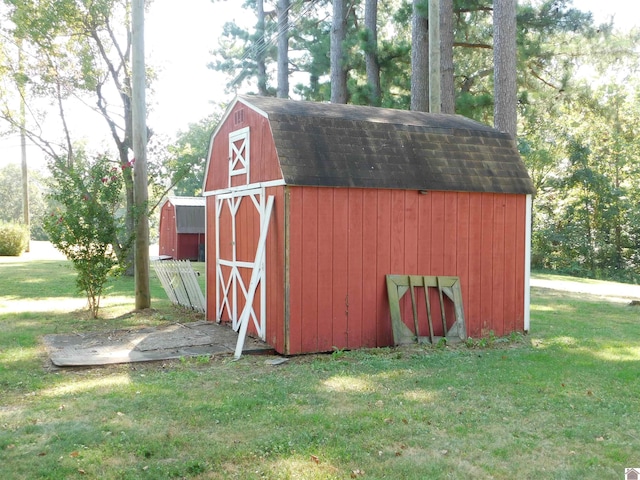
386;275;466;345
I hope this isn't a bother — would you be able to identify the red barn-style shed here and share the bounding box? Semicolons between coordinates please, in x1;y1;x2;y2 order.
158;196;205;261
203;95;535;355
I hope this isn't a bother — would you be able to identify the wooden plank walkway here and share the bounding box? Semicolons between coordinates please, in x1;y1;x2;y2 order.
43;321;273;367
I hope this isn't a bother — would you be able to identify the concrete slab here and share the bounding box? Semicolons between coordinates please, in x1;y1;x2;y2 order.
43;321;273;367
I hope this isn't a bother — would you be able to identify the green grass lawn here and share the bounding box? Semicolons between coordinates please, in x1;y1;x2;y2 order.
1;253;640;479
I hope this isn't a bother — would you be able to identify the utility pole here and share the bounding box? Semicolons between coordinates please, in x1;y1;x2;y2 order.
429;0;441;113
132;0;150;309
18;40;30;252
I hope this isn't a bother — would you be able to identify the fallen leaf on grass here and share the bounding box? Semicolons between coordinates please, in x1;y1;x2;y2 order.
78;469;86;475
310;455;319;464
37;452;46;456
351;469;365;478
70;451;80;458
596;436;604;442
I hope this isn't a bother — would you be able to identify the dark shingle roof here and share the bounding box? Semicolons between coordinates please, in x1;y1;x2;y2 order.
238;95;535;195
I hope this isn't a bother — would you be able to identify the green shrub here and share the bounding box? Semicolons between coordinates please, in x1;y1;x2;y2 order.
44;155;132;318
0;222;28;256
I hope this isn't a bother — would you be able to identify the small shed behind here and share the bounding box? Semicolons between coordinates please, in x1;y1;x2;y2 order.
158;196;205;261
203;96;536;355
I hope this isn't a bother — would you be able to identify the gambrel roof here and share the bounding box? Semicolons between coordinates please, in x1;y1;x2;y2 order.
237;95;535;195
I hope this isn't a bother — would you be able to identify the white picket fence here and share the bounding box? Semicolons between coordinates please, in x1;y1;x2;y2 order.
152;260;206;313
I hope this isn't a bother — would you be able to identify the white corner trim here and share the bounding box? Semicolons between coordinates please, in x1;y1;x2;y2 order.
237;96;269;119
524;194;532;332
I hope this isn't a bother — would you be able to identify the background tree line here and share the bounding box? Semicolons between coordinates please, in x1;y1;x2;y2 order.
1;0;639;284
210;0;640;281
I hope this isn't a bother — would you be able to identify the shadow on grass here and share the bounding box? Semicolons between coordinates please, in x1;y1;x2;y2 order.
0;260;76;298
2;329;639;479
2;264;640;478
531;286;640;353
1;257;170;299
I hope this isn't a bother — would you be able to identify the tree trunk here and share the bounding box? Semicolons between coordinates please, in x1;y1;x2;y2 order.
331;0;348;104
256;0;268;96
411;0;429;111
277;0;290;98
429;0;441;113
440;0;455;113
364;0;381;106
493;0;517;138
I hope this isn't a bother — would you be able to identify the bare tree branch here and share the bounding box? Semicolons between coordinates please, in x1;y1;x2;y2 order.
454;41;492;49
528;67;562;90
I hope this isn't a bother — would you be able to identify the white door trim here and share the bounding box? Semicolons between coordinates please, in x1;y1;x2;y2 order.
215;186;268;341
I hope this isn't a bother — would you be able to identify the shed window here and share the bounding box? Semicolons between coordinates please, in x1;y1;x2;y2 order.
228;127;250;186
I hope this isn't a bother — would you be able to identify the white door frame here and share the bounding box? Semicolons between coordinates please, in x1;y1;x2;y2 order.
215;186;267;340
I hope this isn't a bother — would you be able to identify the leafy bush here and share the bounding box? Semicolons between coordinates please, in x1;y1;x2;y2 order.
0;222;28;256
44;155;133;318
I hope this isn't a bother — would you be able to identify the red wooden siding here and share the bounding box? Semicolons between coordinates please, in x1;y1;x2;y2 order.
159;203;177;257
159;203;203;260
204;103;283;193
176;233;203;261
361;190;379;348
284;186;527;354
285;186;302;354
265;186;286;350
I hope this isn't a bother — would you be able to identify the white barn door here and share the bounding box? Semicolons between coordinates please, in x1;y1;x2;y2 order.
214;126;268;341
215;188;268;340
